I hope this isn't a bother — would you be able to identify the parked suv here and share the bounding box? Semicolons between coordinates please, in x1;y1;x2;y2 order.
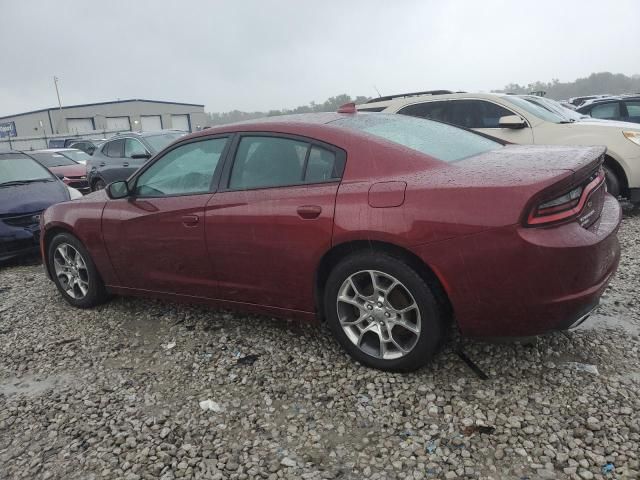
359;92;640;201
577;96;640;124
87;131;186;190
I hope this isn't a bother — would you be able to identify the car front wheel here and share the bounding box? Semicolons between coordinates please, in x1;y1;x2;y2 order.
603;165;621;198
324;252;444;372
48;232;108;308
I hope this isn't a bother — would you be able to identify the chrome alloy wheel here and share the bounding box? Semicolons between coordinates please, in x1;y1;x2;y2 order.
53;243;90;299
336;270;421;360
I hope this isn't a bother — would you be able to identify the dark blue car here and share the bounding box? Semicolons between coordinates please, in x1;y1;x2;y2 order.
0;151;72;262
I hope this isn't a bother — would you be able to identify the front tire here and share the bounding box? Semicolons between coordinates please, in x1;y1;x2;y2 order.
93;179;106;191
324;252;444;372
603;165;621;198
48;233;108;308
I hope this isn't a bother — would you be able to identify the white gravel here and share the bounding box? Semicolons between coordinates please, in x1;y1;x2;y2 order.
0;206;639;480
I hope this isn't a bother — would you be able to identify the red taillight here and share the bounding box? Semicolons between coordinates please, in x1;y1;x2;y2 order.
526;169;605;227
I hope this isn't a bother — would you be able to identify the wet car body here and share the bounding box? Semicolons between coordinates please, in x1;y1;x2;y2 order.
27;150;90;194
40;113;621;367
1;151;71;262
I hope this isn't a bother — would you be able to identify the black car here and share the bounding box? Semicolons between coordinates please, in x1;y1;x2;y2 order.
87;131;186;190
577;96;640;124
0;151;72;262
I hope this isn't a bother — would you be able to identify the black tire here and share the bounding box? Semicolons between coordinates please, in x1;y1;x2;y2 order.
93;179;106;191
47;232;109;308
603;165;621;198
324;251;444;372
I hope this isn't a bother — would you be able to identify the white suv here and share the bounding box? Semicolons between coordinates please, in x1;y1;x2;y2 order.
358;92;640;202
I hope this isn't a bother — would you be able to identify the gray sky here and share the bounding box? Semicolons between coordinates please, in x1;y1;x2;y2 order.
1;0;639;117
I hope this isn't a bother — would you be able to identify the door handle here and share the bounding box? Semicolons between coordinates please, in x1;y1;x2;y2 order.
99;162;106;167
297;205;322;219
123;162;129;167
182;214;199;226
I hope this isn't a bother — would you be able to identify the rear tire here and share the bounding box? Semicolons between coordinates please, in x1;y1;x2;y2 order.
603;165;621;198
47;232;109;308
324;251;444;372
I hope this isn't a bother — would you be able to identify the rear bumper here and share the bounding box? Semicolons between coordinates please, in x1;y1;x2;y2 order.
415;194;622;337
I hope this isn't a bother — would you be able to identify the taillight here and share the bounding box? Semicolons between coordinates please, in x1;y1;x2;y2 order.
526;169;604;227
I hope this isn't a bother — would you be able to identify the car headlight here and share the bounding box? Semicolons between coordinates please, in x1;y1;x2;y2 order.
623;130;640;146
67;186;83;200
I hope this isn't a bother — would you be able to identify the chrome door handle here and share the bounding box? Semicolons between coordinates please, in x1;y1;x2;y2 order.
123;162;129;167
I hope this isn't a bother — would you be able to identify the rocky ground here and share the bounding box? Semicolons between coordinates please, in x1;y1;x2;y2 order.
0;206;639;480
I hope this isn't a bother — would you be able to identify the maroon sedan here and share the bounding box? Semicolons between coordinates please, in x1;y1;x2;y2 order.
28;150;90;194
40;111;621;371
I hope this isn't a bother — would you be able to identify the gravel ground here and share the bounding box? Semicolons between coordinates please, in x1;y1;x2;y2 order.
1;206;639;480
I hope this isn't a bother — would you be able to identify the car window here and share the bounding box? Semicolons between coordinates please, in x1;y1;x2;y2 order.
333;114;501;163
134;138;228;197
229;136;308;190
125;138;148;158
590;102;620;120
305;146;338;182
144;132;186;153
0;154;55;183
445;100;513;128
104;139;125;158
624;101;640;118
398;101;449;122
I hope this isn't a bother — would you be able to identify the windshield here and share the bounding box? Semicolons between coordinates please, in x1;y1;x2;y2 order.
144;132;186;153
0;154;54;184
519;96;586;121
60;150;90;163
505;96;567;123
29;152;78;167
332;114;501;162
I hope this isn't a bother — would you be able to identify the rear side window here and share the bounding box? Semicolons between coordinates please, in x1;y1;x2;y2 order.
228;136;343;190
333;114;501;163
591;102;620;119
103;139;125;157
398;101;449;121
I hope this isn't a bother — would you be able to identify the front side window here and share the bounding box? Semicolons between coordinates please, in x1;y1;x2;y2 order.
229;136;307;190
333;114;501;163
125;138;148;158
445;100;513;128
104;139;125;158
590;102;620;120
625;101;640;118
134;138;228;197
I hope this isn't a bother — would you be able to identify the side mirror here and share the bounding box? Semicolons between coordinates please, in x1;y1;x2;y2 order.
131;152;151;159
106;180;130;199
498;115;527;129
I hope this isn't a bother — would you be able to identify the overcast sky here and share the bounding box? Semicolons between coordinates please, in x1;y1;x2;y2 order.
1;0;639;117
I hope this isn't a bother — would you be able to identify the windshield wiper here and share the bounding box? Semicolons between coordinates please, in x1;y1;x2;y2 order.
0;179;54;187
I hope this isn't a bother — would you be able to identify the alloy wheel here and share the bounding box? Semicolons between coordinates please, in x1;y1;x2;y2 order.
336;270;421;360
53;243;90;299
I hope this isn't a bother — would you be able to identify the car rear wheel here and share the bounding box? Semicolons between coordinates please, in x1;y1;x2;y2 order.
603;165;620;198
48;232;108;308
93;179;106;191
324;252;444;371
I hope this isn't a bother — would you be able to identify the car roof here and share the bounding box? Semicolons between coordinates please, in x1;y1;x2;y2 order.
110;129;186;138
357;92;511;110
185;112;355;139
33;148;83;153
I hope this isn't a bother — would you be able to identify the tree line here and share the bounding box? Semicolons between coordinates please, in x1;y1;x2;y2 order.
207;72;640;125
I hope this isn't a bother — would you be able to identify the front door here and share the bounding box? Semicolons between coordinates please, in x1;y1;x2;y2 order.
102;136;230;297
205;134;345;312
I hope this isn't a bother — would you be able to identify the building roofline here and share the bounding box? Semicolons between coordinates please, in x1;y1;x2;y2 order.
0;99;205;121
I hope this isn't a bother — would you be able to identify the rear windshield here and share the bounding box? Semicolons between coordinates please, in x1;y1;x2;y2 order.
332;114;501;162
30;152;77;167
0;155;54;184
144;132;186;153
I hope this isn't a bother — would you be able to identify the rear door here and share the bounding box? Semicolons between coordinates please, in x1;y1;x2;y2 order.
205;134;346;311
102;136;230;297
94;139;125;184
